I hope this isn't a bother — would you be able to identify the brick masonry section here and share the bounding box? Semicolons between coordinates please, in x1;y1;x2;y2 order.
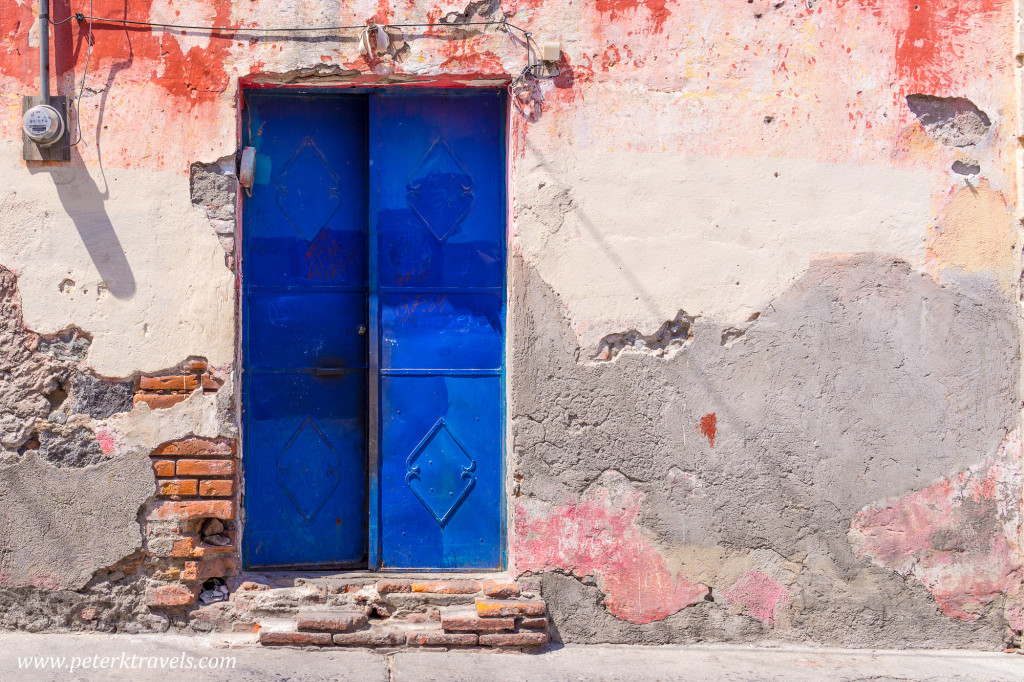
411;580;480;594
146;584;196;608
143;434;548;654
407;632;478;647
249;579;550;651
519;617;549;630
176;459;236;476
476;599;547;618
144;437;239;610
261;632;333;647
133;359;224;410
478;632;548;647
375;580;413;594
332;631;406;647
440;613;515;632
481;580;520;599
297;611;368;633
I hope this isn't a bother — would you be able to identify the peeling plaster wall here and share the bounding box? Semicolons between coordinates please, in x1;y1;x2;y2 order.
0;0;1020;648
516;151;935;346
0;152;235;376
511;254;1021;646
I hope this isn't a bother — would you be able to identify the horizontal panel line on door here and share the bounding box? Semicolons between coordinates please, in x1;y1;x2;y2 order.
248;368;368;374
379;369;501;376
378;287;503;294
246;286;370;293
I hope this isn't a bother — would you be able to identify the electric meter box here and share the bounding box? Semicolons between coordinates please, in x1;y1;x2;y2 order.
23;104;65;146
21;96;70;162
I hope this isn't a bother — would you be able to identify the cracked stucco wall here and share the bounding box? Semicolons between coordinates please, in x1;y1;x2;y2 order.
0;0;1020;647
510;255;1021;647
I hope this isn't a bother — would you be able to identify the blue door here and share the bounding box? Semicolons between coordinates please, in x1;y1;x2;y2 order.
243;90;504;570
243;93;370;568
373;93;505;569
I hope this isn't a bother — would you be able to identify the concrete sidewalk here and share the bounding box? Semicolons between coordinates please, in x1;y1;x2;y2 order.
0;632;1022;681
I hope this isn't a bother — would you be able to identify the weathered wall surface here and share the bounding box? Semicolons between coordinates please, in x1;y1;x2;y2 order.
511;255;1021;646
0;0;1020;648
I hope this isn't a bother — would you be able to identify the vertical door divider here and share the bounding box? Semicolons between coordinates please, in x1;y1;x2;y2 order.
366;94;381;569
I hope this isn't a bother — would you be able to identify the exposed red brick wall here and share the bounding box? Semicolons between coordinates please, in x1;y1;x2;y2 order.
134;359;225;409
144;437;238;609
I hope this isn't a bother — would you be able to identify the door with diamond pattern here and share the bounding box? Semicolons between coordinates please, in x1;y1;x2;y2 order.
243;93;370;568
242;90;504;570
373;92;504;569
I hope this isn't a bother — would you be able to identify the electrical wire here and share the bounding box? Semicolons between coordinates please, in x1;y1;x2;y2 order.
49;11;532;39
67;0;93;146
49;9;551;139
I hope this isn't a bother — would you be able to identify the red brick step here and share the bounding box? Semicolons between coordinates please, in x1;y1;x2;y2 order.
296;611;368;633
440;608;514;632
476;598;547;618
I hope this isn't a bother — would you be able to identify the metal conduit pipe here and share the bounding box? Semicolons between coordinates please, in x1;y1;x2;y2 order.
39;0;50;101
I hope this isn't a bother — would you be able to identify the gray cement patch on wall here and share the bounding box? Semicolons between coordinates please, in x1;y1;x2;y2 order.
540;568;1007;648
0;452;155;591
511;254;1018;647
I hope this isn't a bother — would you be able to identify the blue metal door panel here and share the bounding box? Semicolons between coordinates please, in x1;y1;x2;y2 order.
380;376;502;568
248;292;366;370
372;92;505;569
380;293;502;370
246;372;367;567
243;93;368;568
375;96;504;291
245;97;368;289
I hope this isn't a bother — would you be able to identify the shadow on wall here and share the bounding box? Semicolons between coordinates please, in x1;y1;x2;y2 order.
28;157;136;299
527;149;667;322
20;0;136;299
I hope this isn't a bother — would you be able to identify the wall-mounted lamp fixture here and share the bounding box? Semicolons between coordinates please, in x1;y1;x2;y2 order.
239;147;257;196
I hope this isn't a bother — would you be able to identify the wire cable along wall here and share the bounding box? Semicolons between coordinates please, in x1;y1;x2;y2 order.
49;7;554;140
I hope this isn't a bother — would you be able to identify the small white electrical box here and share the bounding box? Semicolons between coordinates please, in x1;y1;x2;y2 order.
541;41;561;62
22;104;65;147
239;147;257;189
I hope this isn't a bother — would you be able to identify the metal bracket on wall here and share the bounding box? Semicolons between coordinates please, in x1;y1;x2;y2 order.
22;95;70;162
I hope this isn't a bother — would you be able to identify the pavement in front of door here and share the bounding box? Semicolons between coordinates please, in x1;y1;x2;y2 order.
0;632;1022;681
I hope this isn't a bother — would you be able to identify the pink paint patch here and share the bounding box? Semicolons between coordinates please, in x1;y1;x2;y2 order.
516;471;708;624
850;431;1023;621
723;570;788;624
1008;605;1024;633
93;427;117;457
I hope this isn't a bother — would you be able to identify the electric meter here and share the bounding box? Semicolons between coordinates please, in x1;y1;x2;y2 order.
22;104;65;146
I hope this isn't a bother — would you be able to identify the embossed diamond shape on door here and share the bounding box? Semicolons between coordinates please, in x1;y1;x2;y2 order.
275;137;343;243
277;416;341;523
406;137;476;243
405;418;477;526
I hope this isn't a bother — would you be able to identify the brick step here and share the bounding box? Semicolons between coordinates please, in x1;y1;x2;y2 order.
440;606;548;634
441;608;515;632
475;597;547;618
250;578;548;650
260;618;434;647
296;610;368;633
259;617;548;649
241;577;539;616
